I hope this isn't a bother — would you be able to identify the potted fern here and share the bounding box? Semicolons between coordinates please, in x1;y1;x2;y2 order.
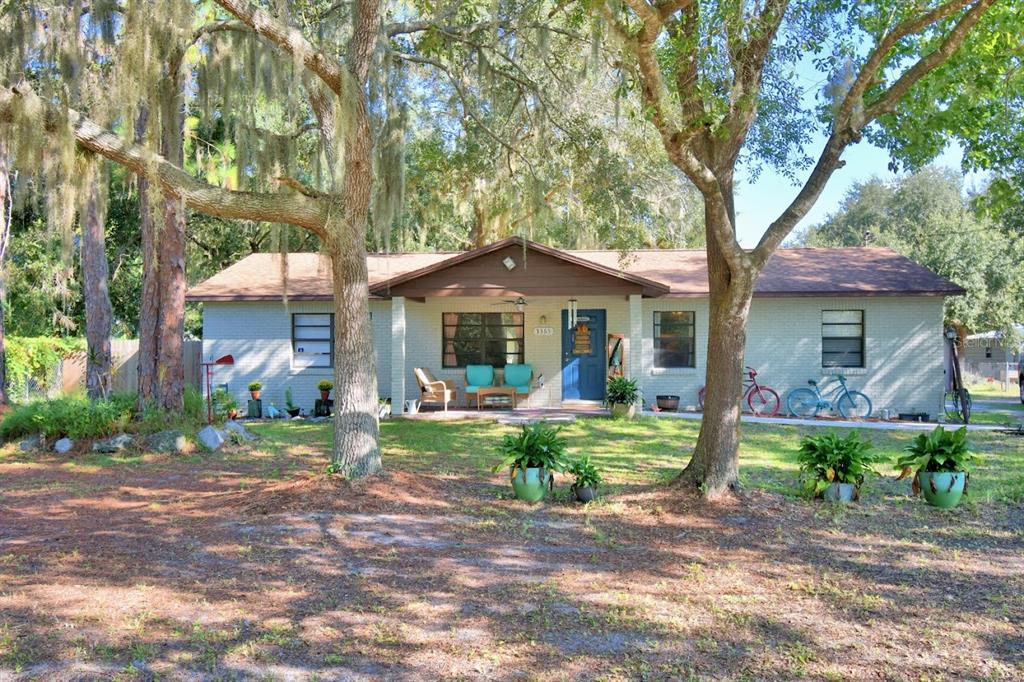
797;431;879;502
895;425;974;509
248;380;263;401
568;456;603;503
492;422;570;502
606;376;640;419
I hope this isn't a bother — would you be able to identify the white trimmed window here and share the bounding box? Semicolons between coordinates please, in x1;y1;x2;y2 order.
822;310;864;368
653;311;696;368
292;313;334;368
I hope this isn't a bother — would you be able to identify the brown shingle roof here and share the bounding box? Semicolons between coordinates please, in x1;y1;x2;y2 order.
186;240;965;301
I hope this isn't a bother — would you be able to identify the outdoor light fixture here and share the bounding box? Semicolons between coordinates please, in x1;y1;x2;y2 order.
502;256;516;270
539;314;548;325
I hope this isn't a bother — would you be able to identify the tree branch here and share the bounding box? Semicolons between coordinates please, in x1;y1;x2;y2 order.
751;0;997;267
214;0;347;95
0;83;329;236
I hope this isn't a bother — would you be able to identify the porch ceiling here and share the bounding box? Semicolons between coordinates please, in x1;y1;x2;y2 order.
369;237;670;299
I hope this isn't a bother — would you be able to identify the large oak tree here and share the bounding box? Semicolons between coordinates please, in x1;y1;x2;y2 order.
597;0;1019;495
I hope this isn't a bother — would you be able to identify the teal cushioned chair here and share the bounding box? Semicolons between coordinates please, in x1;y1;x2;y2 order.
502;364;533;397
465;365;495;407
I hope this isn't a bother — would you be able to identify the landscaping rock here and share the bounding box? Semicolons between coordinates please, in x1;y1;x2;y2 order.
224;420;257;441
19;434;42;451
92;433;134;453
147;430;187;453
54;437;74;454
197;425;226;451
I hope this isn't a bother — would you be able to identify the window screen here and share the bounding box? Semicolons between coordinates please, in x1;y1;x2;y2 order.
822;310;864;368
293;313;333;368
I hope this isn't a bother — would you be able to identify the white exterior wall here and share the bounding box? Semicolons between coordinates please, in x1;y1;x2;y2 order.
202;294;946;417
201;300;391;413
641;295;946;417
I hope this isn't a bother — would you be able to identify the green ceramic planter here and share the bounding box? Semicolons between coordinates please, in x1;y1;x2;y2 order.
609;403;636;419
511;466;549;502
919;471;967;509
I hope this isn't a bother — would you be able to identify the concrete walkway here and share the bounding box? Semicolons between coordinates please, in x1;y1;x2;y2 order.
402;406;1016;431
643;409;1014;431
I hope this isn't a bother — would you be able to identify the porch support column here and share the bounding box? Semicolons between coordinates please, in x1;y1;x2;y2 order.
628;294;643;400
391;296;406;412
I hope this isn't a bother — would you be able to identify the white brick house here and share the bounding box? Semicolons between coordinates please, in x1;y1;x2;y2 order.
187;237;963;418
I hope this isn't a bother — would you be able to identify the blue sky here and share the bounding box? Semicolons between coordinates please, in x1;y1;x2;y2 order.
731;138;970;247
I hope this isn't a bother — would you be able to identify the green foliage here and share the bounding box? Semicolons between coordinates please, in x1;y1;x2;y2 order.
211;388;238;421
797;431;879;497
317;380;333;392
183;386;205;423
0;393;136;440
568;455;603;489
285;387;295;410
895;426;975;475
606;376;640;405
247;380;263;392
492;422;570;474
4;337;85;397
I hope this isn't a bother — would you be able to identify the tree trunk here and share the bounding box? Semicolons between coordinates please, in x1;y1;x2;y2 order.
135;109;159;408
327;40;382;477
156;194;186;411
677;192;755;497
0;140;9;406
80;158;114;400
135;85;188;413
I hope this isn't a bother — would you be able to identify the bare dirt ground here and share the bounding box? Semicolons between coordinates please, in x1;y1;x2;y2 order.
1;432;1022;681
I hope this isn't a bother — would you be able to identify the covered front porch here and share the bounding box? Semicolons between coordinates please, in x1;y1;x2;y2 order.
374;238;667;413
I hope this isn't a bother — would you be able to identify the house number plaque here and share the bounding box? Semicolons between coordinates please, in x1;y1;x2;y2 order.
533;327;554;336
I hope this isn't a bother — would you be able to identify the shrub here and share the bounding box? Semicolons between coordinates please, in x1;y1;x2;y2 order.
606;376;640;405
248;380;263;392
183;386;205;423
5;337;85;398
285;387;296;409
492;422;570;474
317;379;334;392
797;431;879;497
0;394;136;440
211;388;238;421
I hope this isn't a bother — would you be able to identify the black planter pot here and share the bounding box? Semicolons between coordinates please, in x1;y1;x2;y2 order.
286;408;301;418
898;412;930;422
573;485;596;503
656;395;680;412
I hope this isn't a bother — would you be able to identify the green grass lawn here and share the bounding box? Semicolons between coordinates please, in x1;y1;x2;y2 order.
967;379;1021;399
253;416;1024;505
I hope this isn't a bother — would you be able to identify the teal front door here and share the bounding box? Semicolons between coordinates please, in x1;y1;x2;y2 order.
561;309;606;401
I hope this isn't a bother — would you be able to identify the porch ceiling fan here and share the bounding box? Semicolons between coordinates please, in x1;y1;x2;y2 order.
492;296;527;310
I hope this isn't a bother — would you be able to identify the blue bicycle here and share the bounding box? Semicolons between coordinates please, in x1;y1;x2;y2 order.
786;375;873;420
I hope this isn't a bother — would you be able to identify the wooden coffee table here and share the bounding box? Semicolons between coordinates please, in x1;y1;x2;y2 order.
475;386;517;410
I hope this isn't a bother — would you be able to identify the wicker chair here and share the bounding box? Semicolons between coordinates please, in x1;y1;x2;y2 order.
413;367;456;411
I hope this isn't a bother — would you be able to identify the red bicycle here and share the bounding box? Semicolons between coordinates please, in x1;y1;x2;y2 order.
698;366;781;416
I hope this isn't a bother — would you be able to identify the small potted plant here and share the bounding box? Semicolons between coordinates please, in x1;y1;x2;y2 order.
797;430;879;502
248;380;263;401
492;422;569;502
284;387;301;418
568;456;603;503
895;425;975;509
212;388;238;421
606;376;640;419
318;379;333;401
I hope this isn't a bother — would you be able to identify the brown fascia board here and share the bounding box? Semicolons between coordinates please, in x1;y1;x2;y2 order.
368;236;671;298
